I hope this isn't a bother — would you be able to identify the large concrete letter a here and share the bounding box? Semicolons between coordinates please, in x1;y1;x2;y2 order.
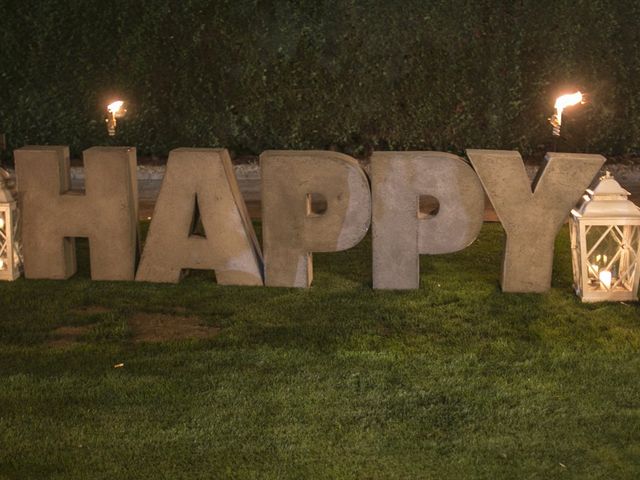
261;151;371;287
136;149;263;285
15;146;139;280
467;150;605;292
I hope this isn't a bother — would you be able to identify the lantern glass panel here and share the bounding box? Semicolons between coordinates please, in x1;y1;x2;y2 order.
583;224;639;293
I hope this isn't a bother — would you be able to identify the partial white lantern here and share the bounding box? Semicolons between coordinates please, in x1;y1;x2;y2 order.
0;170;21;281
570;171;640;302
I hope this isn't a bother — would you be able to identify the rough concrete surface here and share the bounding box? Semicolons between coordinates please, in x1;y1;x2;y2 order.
261;150;371;287
15;146;138;280
7;149;640;290
12;160;636;222
467;150;605;292
371;152;485;289
136;148;263;285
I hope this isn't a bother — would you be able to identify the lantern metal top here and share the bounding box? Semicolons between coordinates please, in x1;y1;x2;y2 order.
573;171;640;220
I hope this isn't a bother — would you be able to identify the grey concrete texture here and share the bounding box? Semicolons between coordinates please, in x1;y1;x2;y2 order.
261;150;371;287
38;161;640;223
371;152;485;289
467;150;605;292
135;148;263;285
14;146;138;280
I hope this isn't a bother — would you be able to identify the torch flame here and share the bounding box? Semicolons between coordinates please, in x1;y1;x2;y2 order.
554;91;583;125
107;100;125;115
550;91;584;137
106;100;125;136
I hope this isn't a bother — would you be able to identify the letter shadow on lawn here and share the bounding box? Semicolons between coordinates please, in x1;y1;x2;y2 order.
226;227;513;353
67;224;571;355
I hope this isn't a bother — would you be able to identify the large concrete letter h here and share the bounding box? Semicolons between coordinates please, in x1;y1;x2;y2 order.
15;146;138;280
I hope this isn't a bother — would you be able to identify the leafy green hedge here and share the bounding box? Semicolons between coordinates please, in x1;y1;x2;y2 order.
1;0;640;159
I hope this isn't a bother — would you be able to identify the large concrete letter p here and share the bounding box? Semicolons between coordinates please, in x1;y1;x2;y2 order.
371;152;485;289
261;151;371;287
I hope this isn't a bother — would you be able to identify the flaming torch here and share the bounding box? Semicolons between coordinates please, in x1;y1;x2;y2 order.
550;91;584;137
106;100;126;136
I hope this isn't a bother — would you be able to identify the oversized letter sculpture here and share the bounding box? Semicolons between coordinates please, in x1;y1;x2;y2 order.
371;152;485;289
136;148;263;285
261;151;371;287
467;150;605;292
15;146;138;280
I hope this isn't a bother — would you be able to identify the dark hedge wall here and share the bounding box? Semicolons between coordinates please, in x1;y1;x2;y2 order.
1;0;639;159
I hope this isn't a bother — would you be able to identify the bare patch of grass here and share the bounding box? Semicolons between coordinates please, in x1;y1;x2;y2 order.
48;325;96;348
128;313;221;343
71;306;111;316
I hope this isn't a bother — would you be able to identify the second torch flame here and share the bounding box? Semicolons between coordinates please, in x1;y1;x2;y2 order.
551;91;583;137
106;100;126;136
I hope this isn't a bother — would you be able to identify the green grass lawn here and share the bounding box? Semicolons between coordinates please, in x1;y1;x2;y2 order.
1;223;639;479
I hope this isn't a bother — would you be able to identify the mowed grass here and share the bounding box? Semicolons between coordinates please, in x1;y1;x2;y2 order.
0;223;639;479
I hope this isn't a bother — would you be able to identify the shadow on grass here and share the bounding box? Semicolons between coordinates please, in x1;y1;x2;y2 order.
0;224;638;359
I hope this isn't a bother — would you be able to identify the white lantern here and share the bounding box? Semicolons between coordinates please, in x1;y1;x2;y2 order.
570;171;640;302
0;171;21;281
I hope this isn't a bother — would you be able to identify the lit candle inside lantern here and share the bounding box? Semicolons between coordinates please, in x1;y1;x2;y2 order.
0;217;4;229
0;259;4;270
599;270;612;289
